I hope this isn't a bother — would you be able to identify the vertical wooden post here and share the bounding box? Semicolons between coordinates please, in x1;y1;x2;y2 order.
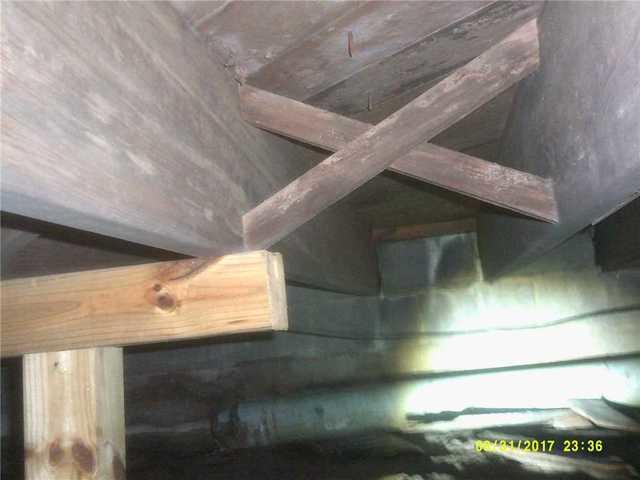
23;348;125;479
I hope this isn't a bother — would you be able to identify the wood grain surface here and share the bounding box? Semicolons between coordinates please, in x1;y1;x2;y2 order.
248;1;491;101
1;1;378;294
244;20;542;249
23;348;125;479
240;84;557;222
1;251;287;357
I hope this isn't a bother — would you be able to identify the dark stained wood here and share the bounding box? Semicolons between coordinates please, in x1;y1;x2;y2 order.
172;0;359;81
240;82;556;223
1;1;378;294
243;19;541;249
390;141;556;223
308;2;543;116
171;1;539;248
356;84;518;150
248;1;492;101
478;2;640;279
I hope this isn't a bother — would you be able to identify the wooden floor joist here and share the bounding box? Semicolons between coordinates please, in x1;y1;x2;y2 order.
239;85;557;223
1;251;287;357
24;348;125;479
307;2;543;117
2;1;378;295
243;19;541;249
247;1;492;101
478;3;640;279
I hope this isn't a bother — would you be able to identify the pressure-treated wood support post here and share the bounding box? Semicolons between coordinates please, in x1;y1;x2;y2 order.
9;251;288;478
23;348;126;479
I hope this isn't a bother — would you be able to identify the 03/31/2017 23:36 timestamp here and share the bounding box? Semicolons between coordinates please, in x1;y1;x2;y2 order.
475;439;604;454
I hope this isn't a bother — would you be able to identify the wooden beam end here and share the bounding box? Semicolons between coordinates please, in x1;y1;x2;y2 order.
265;252;288;332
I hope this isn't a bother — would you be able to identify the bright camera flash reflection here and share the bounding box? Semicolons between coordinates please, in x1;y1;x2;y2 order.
401;359;640;416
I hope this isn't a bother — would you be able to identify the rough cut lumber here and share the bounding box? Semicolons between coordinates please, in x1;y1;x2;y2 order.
24;348;125;479
240;85;557;222
243;20;541;249
1;251;287;357
478;2;640;279
309;1;543;116
171;0;357;80
248;1;492;100
1;1;378;294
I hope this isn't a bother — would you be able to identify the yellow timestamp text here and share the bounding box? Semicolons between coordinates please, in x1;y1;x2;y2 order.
475;439;604;453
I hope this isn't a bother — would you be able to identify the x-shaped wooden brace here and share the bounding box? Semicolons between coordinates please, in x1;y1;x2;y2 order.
241;19;557;249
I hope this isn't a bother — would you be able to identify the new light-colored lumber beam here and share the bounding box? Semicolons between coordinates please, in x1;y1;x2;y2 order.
24;348;125;479
1;251;287;357
240;85;557;222
243;19;541;249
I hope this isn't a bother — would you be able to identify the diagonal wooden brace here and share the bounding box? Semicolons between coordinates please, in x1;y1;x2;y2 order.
243;20;550;250
240;85;557;224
